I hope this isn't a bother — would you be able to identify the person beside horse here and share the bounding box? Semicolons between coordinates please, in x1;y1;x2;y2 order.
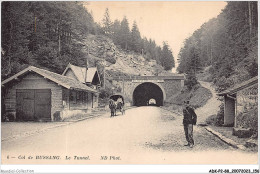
108;97;125;117
109;99;117;117
116;97;125;115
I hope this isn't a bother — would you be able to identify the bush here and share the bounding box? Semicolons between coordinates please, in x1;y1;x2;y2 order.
205;104;224;127
5;113;15;122
214;76;234;93
99;87;113;99
205;114;217;125
53;111;61;121
184;73;198;91
236;104;258;133
105;56;116;64
205;102;224;126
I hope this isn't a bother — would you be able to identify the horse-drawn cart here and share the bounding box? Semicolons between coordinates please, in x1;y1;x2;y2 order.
108;93;125;117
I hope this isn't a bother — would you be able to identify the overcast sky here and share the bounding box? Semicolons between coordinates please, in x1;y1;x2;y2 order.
85;1;227;72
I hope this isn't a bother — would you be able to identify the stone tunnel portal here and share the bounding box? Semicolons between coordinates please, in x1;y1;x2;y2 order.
133;82;164;106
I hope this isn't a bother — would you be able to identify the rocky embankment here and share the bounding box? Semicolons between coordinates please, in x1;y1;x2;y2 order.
81;34;174;81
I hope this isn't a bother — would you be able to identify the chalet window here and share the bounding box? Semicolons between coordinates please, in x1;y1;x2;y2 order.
79;91;83;103
76;91;80;100
62;90;67;101
75;91;84;103
94;95;98;102
70;91;76;104
82;92;86;103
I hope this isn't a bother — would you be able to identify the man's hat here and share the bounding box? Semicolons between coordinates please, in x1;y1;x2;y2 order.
184;100;190;104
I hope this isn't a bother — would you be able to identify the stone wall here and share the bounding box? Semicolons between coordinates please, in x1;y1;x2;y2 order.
236;83;258;131
112;78;183;105
51;88;63;120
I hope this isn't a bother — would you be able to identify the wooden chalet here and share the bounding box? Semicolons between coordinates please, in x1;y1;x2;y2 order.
2;66;99;121
62;63;101;89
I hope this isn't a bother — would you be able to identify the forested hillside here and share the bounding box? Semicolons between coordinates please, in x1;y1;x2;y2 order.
101;8;175;71
1;2;175;81
177;1;258;92
2;1;97;76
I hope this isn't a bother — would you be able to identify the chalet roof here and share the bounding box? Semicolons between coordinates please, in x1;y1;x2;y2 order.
62;63;100;83
217;76;258;96
1;66;98;93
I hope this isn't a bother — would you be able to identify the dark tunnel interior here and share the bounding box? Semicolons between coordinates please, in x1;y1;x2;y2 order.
133;82;163;106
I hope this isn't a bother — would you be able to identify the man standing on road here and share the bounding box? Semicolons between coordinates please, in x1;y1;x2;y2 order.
182;100;197;148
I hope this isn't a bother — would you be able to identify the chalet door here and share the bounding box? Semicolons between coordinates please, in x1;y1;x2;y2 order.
16;90;35;121
35;89;51;121
16;89;51;121
224;96;236;126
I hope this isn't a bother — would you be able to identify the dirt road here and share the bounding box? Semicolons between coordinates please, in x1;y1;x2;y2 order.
2;106;257;164
196;81;222;124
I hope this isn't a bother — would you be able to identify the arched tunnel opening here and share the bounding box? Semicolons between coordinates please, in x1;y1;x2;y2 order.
133;82;164;106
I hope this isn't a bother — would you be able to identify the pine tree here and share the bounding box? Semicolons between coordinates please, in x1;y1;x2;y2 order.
130;21;142;52
1;1;33;76
160;42;175;71
119;16;130;50
111;19;121;45
102;8;112;36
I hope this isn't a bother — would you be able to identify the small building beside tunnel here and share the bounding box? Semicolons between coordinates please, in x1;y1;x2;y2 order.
2;66;99;122
217;76;258;133
62;63;101;89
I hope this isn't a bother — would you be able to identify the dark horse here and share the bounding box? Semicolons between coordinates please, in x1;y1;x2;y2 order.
109;99;117;117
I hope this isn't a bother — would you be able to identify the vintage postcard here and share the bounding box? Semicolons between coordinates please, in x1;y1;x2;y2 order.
1;1;258;173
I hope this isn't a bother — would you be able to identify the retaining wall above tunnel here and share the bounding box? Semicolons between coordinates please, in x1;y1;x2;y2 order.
112;75;185;106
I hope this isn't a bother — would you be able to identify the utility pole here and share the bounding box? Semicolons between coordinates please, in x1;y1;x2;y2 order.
35;16;37;32
85;46;89;84
58;15;61;58
103;60;106;89
248;1;252;41
122;78;125;94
